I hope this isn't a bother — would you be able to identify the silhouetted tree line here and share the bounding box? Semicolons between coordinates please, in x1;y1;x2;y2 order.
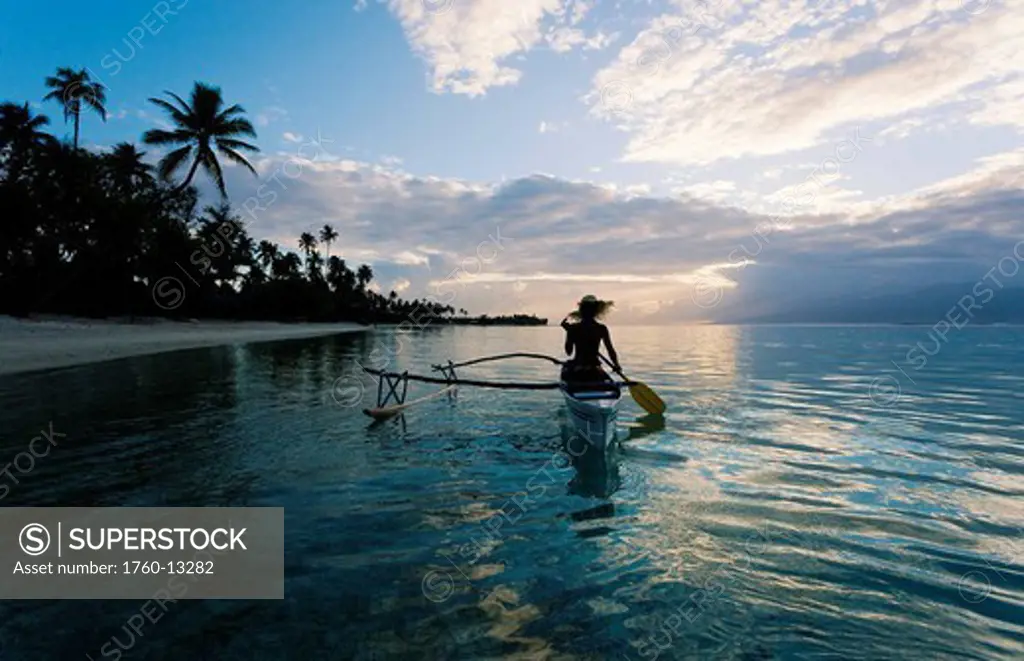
448;314;548;326
1;67;546;325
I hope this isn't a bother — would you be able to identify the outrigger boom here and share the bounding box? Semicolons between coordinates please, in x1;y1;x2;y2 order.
361;370;629;390
360;353;636;445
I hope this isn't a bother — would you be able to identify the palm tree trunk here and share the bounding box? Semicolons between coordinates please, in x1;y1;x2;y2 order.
73;112;80;150
174;156;203;193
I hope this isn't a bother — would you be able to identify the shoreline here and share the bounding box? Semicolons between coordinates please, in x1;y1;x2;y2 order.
0;316;370;376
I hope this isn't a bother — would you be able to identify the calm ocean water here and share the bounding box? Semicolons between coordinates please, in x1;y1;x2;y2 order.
0;325;1022;660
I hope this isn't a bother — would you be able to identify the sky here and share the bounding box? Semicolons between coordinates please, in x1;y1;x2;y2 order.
2;0;1023;322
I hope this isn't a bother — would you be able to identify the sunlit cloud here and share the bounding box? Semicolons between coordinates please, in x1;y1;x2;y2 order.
587;0;1024;166
384;0;613;96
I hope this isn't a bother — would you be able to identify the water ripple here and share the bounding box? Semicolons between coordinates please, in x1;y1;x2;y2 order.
0;326;1023;659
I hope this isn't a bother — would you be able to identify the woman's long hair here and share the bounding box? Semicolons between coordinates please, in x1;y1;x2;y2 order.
568;299;614;320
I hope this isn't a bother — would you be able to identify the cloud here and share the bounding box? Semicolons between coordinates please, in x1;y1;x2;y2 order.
202;139;1024;322
282;132;303;143
391;250;431;266
384;0;613;96
674;180;737;204
878;117;927;142
967;74;1024;130
588;0;1024;166
545;26;617;52
255;106;289;127
538;120;565;133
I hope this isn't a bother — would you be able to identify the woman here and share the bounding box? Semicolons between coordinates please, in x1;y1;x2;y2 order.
560;295;620;385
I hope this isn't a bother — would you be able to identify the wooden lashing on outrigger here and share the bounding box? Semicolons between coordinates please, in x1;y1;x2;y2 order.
432;360;459;401
374;360;460;408
363;362;460;420
376;370;410;408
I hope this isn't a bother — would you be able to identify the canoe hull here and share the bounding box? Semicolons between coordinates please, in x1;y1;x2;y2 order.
561;385;620;451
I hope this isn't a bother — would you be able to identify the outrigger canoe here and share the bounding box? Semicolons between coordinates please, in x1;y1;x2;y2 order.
361;352;661;450
560;382;621;451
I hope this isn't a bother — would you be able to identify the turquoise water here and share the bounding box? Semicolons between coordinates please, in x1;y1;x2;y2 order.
0;325;1022;659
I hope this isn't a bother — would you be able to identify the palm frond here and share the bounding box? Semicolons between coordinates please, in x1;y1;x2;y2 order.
216;137;259;152
83;91;107;121
214;118;257;139
215;104;246;121
87;80;107;101
199;146;226;196
147;98;191;127
158;145;193;181
163;91;193;116
216;145;259;177
142;128;192;146
191;83;224;120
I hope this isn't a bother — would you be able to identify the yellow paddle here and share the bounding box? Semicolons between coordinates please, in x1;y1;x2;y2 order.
601;354;666;415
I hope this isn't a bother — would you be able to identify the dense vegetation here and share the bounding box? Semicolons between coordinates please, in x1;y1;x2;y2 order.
0;69;546;325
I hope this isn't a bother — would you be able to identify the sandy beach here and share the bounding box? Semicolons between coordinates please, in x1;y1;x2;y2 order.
0;316;370;376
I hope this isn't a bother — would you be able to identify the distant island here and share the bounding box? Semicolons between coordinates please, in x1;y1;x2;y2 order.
0;68;542;327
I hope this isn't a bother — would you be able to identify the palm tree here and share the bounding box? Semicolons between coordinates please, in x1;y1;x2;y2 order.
0;102;54;150
298;232;317;259
237;233;256;281
306;251;324;284
273;252;302;280
196;204;247;286
256;240;279;271
104;143;153;194
142;82;259;197
356;264;374;291
244;260;267;287
342;265;357;294
0;103;55;180
319;224;338;260
326;257;339;289
43;67;107;149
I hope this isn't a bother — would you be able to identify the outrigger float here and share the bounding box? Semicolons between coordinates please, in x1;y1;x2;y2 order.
362;352;665;451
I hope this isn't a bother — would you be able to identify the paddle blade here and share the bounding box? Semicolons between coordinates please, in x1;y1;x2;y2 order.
628;381;666;415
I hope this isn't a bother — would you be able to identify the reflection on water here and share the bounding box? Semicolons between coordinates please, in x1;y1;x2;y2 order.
0;325;1023;659
625;412;668;441
567;432;622;500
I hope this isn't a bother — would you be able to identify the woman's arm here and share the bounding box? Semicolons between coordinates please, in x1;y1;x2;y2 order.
602;326;620;370
563;319;574;356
